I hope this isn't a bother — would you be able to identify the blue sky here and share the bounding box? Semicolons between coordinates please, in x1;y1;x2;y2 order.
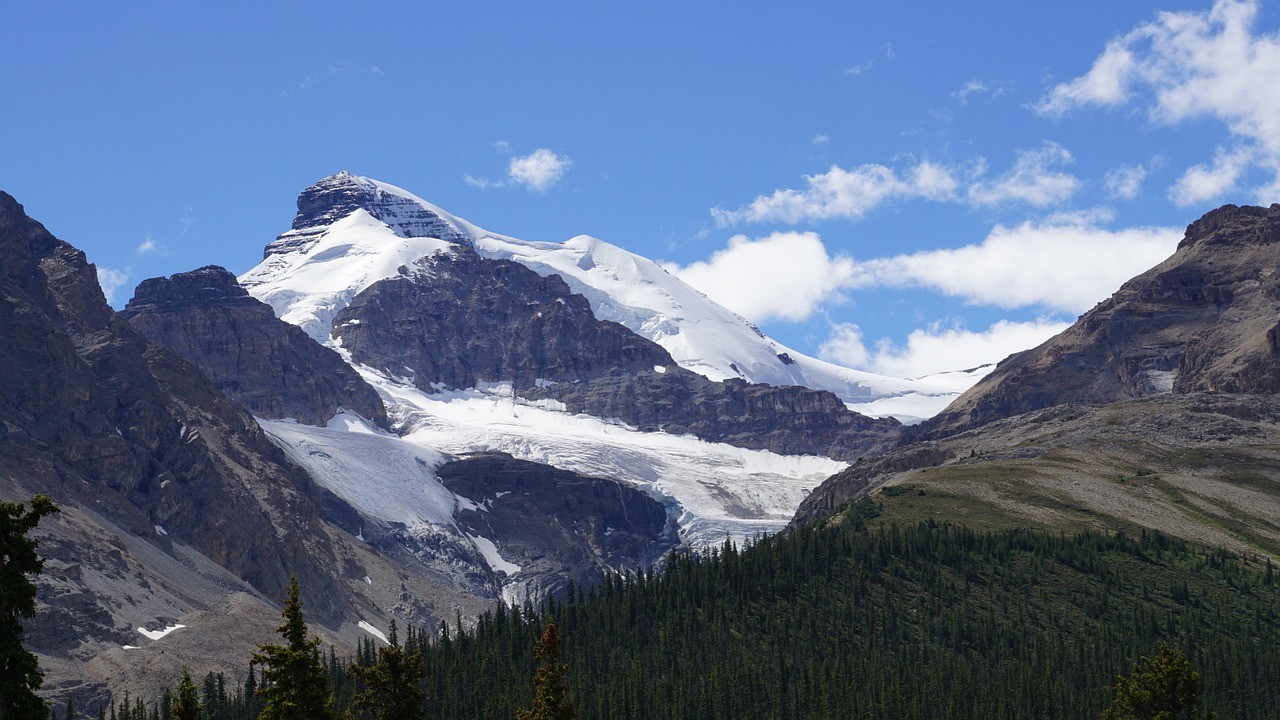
4;1;1278;378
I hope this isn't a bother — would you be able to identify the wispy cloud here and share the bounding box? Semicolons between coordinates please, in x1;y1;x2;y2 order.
96;267;130;304
711;159;958;226
967;142;1080;208
953;80;1004;105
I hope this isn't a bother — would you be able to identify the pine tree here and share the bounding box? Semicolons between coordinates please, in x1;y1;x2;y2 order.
252;575;336;720
516;623;575;720
0;494;59;720
171;667;201;720
347;622;427;720
1101;646;1214;720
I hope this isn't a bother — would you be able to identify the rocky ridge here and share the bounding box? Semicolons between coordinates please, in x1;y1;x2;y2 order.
120;265;388;427
917;204;1280;440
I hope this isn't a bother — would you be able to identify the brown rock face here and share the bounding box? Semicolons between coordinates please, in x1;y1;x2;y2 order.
918;204;1280;440
120;266;387;427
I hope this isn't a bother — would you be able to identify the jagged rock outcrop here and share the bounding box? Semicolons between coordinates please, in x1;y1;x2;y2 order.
264;170;472;258
437;452;675;600
334;247;900;459
918;204;1280;440
120;266;387;427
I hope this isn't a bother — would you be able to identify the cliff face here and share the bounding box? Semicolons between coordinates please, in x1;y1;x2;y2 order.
332;247;675;390
918;204;1280;440
121;266;387;427
333;247;900;459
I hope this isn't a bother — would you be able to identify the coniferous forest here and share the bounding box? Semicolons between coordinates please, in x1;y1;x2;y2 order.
90;500;1280;720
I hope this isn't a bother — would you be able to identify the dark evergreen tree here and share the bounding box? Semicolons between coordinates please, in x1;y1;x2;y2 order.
347;622;427;720
516;623;575;720
171;667;200;720
0;494;59;720
1103;646;1214;720
252;575;336;720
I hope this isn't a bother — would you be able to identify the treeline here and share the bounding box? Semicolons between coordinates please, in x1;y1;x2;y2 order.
106;501;1280;719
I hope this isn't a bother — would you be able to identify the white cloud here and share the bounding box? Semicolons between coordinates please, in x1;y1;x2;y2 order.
96;267;130;304
852;219;1181;314
507;148;572;192
711;160;958;226
954;80;1003;105
1104;164;1149;199
1036;0;1280;200
464;174;504;190
136;234;161;255
967;142;1080;208
846;61;874;76
820;318;1069;378
664;231;855;324
1169;146;1252;206
1036;41;1136;115
812;134;831;145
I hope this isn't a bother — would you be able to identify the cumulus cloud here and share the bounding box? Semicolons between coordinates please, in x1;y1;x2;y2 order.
819;318;1069;378
507;148;572;192
1036;0;1280;201
967;142;1080;208
1104;164;1149;199
1169;146;1252;206
852;219;1181;314
96;267;130;304
664;231;856;324
711;160;959;226
812;134;831;145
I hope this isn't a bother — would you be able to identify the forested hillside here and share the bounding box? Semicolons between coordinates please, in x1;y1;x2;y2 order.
128;499;1280;720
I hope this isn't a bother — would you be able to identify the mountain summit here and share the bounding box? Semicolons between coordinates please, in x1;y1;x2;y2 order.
242;172;978;419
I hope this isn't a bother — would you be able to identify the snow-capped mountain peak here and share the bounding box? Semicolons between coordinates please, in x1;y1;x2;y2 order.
241;172;986;419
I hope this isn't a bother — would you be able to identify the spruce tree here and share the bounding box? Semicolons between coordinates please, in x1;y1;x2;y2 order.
516;623;575;720
252;575;336;720
1102;646;1213;720
347;621;427;720
171;667;201;720
0;494;59;720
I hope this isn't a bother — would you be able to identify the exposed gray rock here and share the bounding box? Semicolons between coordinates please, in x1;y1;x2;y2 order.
334;246;674;389
335;248;900;459
437;452;676;600
263;171;471;258
120;265;387;427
